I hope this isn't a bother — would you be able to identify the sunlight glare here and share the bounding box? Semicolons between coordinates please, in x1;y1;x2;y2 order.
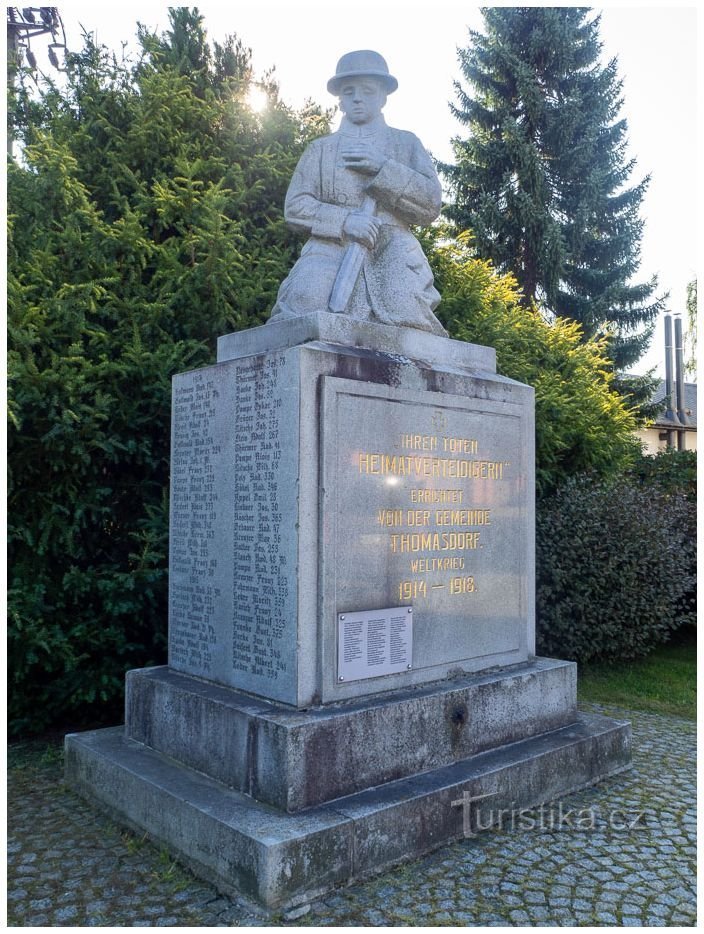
247;86;268;113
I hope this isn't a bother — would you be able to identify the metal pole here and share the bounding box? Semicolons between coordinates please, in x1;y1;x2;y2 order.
663;315;677;449
7;15;20;157
674;316;688;451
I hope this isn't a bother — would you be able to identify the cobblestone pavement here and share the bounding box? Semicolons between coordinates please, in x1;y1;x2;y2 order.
7;704;696;927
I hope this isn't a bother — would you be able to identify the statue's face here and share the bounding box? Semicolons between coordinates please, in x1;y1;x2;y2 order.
338;78;387;124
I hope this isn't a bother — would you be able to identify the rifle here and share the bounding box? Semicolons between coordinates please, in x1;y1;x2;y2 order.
328;195;377;314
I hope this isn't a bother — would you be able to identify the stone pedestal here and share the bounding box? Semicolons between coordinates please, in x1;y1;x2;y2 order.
66;313;631;910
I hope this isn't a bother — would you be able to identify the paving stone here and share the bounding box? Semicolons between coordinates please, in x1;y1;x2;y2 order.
28;898;52;911
499;894;524;907
596;888;620;904
524;890;546;905
546;906;575;922
671;911;697;924
603;880;631;893
7;889;28;901
548;885;573;898
501;881;522;892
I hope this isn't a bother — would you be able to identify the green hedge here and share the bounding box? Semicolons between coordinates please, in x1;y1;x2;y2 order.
628;448;696;499
536;456;696;663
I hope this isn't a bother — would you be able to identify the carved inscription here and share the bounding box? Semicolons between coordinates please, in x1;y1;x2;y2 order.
318;376;530;698
170;374;221;674
169;354;297;702
231;356;289;682
357;430;511;604
325;380;527;680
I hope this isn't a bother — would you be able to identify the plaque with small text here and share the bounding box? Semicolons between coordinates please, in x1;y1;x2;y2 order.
338;607;413;682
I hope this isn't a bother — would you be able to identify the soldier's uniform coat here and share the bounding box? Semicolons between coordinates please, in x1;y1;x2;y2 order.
271;116;446;335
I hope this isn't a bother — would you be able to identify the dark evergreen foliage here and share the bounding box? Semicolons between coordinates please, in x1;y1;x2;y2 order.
441;7;666;373
7;9;329;736
536;460;696;663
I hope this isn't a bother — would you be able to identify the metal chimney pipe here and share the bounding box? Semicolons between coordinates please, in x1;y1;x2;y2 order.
663;315;677;448
674;315;688;451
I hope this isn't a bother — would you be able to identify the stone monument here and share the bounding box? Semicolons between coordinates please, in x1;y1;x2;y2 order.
66;51;631;911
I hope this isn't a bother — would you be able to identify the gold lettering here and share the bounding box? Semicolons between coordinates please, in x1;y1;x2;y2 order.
406;509;431;526
358;452;381;473
401;434;438;451
358;453;505;479
442;437;479;454
390;532;481;553
450;576;476;595
398;579;427;600
377;509;403;527
410;556;466;573
435;509;491;526
410;489;464;504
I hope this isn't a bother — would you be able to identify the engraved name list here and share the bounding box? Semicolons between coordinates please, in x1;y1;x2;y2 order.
169;356;297;699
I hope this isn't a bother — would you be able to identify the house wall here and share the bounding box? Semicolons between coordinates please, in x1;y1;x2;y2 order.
637;427;697;455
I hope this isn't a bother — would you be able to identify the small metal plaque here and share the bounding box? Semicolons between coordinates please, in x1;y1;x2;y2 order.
337;607;413;682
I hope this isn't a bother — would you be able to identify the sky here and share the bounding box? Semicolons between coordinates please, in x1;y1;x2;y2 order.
41;2;701;378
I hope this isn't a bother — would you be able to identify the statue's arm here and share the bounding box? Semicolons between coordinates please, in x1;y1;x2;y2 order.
284;143;349;241
365;134;442;226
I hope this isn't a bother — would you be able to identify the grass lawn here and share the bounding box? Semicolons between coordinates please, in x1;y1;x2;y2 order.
577;625;696;719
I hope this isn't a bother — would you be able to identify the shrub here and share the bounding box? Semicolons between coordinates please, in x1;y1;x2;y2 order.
628;448;696;500
629;449;697;627
536;472;695;663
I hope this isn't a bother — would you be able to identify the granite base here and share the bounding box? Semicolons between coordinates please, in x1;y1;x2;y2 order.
65;711;631;910
125;659;577;812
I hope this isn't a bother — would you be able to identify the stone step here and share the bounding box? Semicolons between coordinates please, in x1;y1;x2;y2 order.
65;711;630;911
126;658;577;812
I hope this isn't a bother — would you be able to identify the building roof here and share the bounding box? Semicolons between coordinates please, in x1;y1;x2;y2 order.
650;380;697;429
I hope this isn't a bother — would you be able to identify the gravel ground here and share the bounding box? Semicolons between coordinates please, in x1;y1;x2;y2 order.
7;703;696;926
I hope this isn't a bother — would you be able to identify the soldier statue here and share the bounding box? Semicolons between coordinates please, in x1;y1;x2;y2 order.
270;50;446;336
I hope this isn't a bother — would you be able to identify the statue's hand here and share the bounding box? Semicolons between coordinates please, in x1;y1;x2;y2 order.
343;211;381;248
340;142;387;176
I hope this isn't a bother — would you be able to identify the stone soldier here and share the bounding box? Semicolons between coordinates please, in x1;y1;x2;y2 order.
270;50;446;335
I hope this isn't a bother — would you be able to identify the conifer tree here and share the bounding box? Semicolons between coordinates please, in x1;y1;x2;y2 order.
441;7;665;372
